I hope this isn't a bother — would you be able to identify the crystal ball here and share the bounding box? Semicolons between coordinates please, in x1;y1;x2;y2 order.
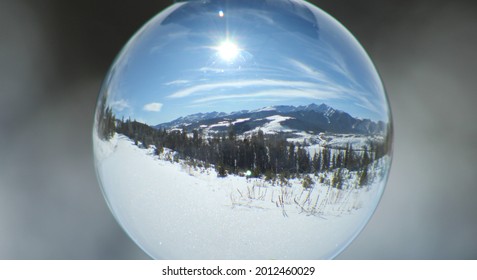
93;0;392;259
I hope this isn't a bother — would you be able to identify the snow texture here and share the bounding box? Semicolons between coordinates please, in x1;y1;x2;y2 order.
94;134;389;259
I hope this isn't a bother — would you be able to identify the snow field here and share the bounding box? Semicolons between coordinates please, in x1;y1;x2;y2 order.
94;134;389;259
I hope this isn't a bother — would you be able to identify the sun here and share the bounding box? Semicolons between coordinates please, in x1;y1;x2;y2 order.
217;40;240;62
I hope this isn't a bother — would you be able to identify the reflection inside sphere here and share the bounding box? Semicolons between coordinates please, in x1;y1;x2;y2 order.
93;0;392;259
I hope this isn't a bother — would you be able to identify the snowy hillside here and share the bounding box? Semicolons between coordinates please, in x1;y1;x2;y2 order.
95;134;390;259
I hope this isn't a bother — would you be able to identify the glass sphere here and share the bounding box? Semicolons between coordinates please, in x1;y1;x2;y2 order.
93;0;392;259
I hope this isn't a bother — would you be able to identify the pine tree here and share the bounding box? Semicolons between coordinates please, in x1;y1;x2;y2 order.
312;151;321;174
336;151;343;169
359;167;368;187
344;144;352;170
265;169;275;181
332;168;344;189
302;174;314;189
322;147;331;171
279;171;289;187
155;143;164;155
331;153;336;170
362;146;371;168
297;145;311;173
217;164;227;177
96;96;116;140
288;142;296;173
228;124;236;141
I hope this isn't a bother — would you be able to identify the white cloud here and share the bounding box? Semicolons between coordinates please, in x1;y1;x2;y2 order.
288;58;317;76
143;102;163;112
110;99;130;112
193;88;342;104
167;79;320;99
287;58;348;86
163;80;190;86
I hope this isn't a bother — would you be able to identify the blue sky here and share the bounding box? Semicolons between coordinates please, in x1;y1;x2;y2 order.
103;0;390;125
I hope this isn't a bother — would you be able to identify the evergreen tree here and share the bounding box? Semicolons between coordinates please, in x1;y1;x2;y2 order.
332;168;344;189
331;153;336;170
361;146;371;168
302;174;314;189
297;145;311;173
322;147;331;171
312;150;322;174
96;96;115;140
288;142;296;173
217;164;227;177
359;167;368;187
336;151;343;169
228;124;236;141
155;143;164;155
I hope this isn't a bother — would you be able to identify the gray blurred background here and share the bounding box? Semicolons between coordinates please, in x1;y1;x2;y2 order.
1;0;476;259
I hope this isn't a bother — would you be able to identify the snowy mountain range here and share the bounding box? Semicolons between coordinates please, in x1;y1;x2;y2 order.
154;103;385;136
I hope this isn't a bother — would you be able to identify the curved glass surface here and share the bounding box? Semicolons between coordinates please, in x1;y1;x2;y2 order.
93;0;392;259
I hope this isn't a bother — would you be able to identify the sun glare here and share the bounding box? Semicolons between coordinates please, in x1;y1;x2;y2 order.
217;41;240;62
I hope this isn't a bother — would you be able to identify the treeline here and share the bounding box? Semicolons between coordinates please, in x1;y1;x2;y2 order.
114;118;387;183
96;97;116;140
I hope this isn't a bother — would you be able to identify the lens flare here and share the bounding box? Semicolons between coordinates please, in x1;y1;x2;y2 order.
217;41;240;62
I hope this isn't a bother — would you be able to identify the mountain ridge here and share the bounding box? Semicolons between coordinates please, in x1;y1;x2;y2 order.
154;103;385;135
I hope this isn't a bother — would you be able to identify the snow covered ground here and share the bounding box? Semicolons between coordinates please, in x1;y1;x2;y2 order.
244;115;295;136
94;134;390;259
